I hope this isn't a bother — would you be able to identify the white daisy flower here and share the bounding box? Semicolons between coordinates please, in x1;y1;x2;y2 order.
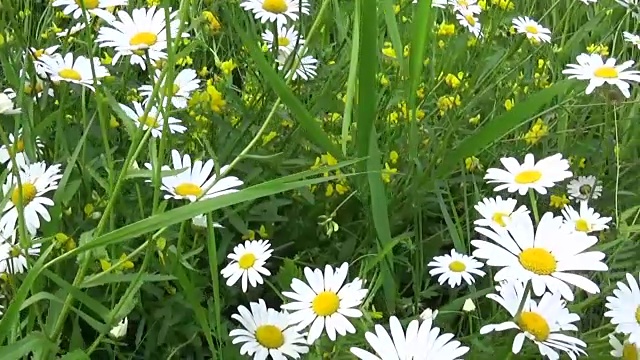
0;238;42;274
624;32;640;50
221;240;273;292
474;196;529;230
456;10;482;38
37;53;109;92
562;53;640;98
413;0;449;8
471;211;607;301
0;161;63;236
480;280;586;359
566;175;602;202
610;334;640;358
56;22;87;38
512;16;551;43
96;6;189;70
0;89;21;115
12;71;56;99
350;316;470;360
26;46;60;77
143;149;243;202
230;299;309;359
277;50;318;81
605;273;640;345
484;153;572;195
561;201;612;233
281;262;368;344
240;0;310;25
427;249;486;288
191;214;223;229
449;0;482;14
0;128;44;167
262;25;305;56
120;102;186;138
138;68;200;109
420;308;438;321
51;0;127;21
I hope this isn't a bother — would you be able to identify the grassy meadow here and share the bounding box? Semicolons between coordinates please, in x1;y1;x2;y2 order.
0;0;640;358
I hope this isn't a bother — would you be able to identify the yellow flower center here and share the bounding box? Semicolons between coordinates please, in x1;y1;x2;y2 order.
492;212;509;227
517;311;550;341
594;66;619;79
10;246;21;258
166;83;180;96
11;183;37;206
262;0;288;13
312;291;340;317
277;36;290;46
458;0;469;5
58;68;82;81
140;115;159;128
174;182;203;197
525;25;539;34
624;343;639;360
75;0;99;9
518;248;557;275
238;253;257;269
514;170;542;184
14;138;25;152
574;219;590;232
465;15;476;26
254;325;285;349
448;260;466;272
129;32;158;48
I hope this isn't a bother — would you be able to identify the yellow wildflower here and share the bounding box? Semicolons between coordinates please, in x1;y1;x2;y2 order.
437;22;455;36
465;156;482;172
202;11;221;34
550;194;570;209
218;59;237;76
262;131;277;145
381;163;398;183
504;98;515;111
389;151;399;164
523;119;548;145
469;114;481;125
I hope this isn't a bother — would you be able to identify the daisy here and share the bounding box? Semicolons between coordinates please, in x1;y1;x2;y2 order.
512;16;552;43
0;89;21;115
56;23;87;38
449;0;482;14
0;238;42;274
138;68;200;109
562;53;640;98
474;196;529;230
456;10;482;38
615;0;640;19
0;161;63;236
143;149;243;202
96;6;189;70
26;46;60;77
561;201;612;233
624;32;640;50
350;316;470;360
471;211;607;301
230;299;309;359
484;153;572;195
427;249;486;288
240;0;310;25
610;334;640;358
262;25;305;56
277;50;318;81
566;175;602;202
13;71;56;99
51;0;127;21
120;102;186;138
0;128;45;167
281;262;368;344
221;240;273;292
480;280;586;359
605;273;640;345
37;53;109;92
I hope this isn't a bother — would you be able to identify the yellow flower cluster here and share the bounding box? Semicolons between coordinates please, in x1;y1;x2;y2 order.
437;95;461;116
188;79;226;115
523;118;549;145
310;153;350;197
387;102;426;124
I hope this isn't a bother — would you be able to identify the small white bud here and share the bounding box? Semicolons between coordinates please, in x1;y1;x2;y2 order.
109;317;128;338
462;298;476;312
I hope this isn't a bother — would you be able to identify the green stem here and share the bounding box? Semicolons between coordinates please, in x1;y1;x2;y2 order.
528;189;539;224
514;280;532;320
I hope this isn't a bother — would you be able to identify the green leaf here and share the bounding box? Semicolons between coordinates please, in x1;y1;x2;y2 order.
59;349;91;360
80;273;177;288
435;81;574;177
0;332;57;360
